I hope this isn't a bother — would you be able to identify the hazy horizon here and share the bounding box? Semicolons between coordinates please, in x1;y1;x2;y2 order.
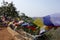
0;0;60;17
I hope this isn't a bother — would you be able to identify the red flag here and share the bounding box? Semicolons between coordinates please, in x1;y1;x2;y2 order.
27;26;36;31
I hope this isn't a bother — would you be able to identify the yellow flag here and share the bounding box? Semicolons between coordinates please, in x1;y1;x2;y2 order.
33;18;44;28
33;18;50;31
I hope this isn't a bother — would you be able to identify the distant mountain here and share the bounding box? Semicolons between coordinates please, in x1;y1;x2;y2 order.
32;17;43;20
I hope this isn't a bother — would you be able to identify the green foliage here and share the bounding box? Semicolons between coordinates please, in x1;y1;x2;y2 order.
20;13;34;22
0;2;19;18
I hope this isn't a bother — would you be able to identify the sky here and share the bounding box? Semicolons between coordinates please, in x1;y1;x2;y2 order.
0;0;60;17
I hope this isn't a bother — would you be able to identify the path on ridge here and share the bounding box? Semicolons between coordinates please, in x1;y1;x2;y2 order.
0;27;14;40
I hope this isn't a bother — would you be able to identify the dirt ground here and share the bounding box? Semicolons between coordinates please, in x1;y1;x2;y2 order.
0;27;14;40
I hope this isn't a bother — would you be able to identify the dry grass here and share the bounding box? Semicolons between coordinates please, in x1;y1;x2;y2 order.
46;28;60;40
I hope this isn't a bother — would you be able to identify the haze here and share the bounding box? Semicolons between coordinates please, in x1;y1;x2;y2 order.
0;0;60;17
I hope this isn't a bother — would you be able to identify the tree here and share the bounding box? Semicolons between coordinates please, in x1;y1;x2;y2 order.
20;13;33;22
0;1;19;18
